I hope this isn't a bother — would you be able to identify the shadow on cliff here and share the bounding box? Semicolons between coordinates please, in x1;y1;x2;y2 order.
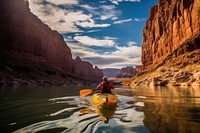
0;0;103;87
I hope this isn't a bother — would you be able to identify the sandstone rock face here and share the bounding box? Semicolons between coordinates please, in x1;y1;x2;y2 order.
0;0;102;85
117;66;135;78
135;65;142;73
72;57;103;81
142;0;200;70
189;71;200;86
133;65;142;76
131;68;200;87
0;0;73;73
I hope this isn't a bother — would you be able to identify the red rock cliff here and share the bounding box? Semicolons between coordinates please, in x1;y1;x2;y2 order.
0;0;73;74
117;66;135;78
142;0;200;70
73;57;103;81
0;0;102;83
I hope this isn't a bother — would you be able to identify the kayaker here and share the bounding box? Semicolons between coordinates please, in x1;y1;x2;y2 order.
96;76;114;93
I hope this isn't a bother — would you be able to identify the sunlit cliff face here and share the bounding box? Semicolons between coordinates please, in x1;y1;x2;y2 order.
142;0;200;70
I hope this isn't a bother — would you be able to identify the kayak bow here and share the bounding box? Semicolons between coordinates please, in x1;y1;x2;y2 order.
92;93;118;109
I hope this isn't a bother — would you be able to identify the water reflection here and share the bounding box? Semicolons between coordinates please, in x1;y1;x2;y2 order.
133;86;200;133
0;86;82;98
143;102;200;133
134;86;200;103
1;86;200;132
95;106;116;124
79;106;117;124
12;93;149;133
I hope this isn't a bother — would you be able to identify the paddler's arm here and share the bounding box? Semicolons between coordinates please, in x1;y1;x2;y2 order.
93;88;97;93
93;88;101;93
110;83;115;90
95;82;103;93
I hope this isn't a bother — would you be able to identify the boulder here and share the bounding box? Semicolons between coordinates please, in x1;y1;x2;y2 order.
191;72;200;86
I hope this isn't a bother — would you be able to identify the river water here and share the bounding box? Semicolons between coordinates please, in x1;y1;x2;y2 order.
0;86;200;133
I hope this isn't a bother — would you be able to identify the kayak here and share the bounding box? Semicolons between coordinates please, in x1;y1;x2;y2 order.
92;93;118;109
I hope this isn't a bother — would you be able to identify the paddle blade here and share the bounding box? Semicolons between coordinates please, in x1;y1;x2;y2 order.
80;89;93;96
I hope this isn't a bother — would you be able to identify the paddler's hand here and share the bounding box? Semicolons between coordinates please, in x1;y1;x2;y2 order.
93;88;96;92
93;88;100;93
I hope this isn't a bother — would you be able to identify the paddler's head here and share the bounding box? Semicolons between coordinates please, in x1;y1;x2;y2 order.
102;76;108;81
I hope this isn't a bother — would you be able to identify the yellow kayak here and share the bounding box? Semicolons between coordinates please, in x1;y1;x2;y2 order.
92;93;118;109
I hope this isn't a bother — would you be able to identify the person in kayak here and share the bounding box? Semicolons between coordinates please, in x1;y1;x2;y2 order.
96;76;114;94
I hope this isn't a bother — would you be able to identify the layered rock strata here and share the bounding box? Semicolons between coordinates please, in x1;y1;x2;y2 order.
131;68;200;87
131;0;200;87
0;0;103;86
117;66;135;78
72;57;103;81
142;0;200;70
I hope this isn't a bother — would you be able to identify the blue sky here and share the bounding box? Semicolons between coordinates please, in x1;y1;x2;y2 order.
29;0;158;69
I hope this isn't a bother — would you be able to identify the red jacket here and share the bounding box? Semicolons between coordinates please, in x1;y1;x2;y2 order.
97;81;114;93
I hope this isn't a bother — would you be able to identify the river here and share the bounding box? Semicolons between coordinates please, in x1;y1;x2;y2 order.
0;85;200;133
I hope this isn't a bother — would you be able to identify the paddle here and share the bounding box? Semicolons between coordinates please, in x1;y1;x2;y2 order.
79;89;93;96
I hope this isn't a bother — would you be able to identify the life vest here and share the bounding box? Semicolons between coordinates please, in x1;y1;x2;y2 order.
102;81;111;93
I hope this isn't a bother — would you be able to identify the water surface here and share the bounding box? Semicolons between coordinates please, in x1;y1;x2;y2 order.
0;86;200;133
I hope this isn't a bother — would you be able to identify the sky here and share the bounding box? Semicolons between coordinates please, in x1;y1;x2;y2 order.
28;0;158;69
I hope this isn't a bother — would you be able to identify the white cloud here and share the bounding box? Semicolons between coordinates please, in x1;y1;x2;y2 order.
112;1;119;5
73;36;115;47
29;0;111;32
134;18;146;22
100;15;113;20
76;19;111;28
99;1;107;3
67;42;141;69
45;0;79;5
111;17;118;20
103;36;118;40
54;11;92;32
28;0;117;32
111;45;141;57
114;18;132;24
67;43;97;58
80;4;98;10
109;0;141;5
100;5;116;10
28;0;141;69
98;5;120;20
79;4;119;21
97;45;142;68
127;41;137;46
101;45;141;67
87;30;101;33
29;0;90;32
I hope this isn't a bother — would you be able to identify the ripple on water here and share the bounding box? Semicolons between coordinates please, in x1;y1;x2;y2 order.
14;95;150;133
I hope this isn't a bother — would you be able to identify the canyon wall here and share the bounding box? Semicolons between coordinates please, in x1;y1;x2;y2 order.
117;66;135;78
73;57;103;81
0;0;73;73
0;0;102;85
142;0;200;70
